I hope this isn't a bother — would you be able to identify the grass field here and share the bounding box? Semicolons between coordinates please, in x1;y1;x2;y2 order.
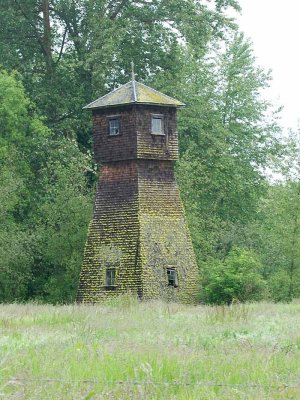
0;298;300;399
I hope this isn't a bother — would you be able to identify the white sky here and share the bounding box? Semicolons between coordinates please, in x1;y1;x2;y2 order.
229;0;300;131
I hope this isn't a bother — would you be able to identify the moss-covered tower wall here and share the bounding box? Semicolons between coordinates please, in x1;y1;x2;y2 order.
77;81;199;303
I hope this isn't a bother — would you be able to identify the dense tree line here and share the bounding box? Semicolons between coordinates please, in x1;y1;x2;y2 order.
0;0;298;303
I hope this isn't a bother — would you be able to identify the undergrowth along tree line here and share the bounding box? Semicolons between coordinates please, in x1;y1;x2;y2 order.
0;0;299;304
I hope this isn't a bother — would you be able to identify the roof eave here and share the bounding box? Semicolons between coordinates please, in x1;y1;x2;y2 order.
83;101;185;111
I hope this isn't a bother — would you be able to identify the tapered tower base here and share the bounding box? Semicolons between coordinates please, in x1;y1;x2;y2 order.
77;160;199;303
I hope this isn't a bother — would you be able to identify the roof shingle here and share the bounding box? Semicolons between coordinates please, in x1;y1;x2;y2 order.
83;80;185;110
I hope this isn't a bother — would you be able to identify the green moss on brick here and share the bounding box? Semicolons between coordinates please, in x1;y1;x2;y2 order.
77;99;199;304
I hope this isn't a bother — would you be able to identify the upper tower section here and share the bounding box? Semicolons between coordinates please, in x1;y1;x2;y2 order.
84;81;185;163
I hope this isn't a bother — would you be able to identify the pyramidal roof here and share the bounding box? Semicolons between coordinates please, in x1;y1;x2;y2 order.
83;80;185;110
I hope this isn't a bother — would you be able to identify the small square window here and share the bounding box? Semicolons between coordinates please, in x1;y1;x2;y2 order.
151;115;164;135
167;268;178;287
108;118;120;135
106;268;116;287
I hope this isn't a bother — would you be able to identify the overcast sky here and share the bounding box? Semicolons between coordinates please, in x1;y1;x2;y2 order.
229;0;300;132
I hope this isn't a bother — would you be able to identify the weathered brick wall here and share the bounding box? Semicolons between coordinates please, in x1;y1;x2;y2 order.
93;106;138;163
77;159;199;303
76;161;141;302
92;105;178;163
137;160;199;303
77;103;199;304
136;105;178;160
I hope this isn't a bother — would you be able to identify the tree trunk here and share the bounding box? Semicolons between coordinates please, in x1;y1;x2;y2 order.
42;0;53;75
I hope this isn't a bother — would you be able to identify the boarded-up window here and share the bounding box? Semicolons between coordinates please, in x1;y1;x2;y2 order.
167;268;178;287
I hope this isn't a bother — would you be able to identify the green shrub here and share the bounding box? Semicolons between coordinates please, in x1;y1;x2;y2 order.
268;270;291;302
200;248;267;304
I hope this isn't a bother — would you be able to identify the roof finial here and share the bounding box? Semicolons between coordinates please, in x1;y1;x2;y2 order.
131;61;136;82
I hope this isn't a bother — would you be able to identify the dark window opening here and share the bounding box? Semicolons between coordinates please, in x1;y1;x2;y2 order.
151;115;164;135
106;268;116;287
167;268;178;287
108;118;120;135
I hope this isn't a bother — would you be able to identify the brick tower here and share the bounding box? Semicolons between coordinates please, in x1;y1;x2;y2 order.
76;80;199;303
